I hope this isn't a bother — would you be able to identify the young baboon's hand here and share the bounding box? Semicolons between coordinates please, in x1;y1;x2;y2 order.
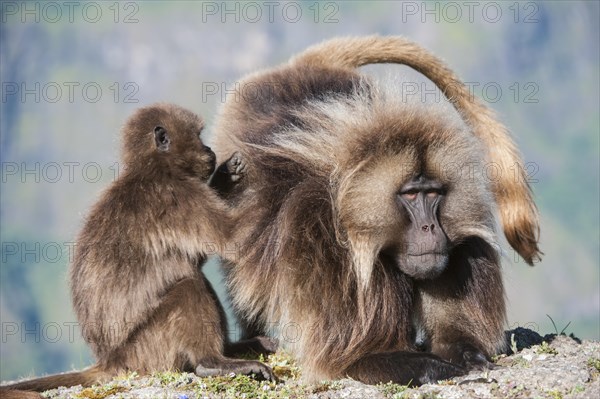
226;152;247;183
209;151;247;194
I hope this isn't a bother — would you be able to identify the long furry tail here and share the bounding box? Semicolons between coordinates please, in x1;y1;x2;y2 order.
0;365;110;398
292;35;541;265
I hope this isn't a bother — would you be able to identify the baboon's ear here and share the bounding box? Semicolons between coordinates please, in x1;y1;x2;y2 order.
154;126;170;151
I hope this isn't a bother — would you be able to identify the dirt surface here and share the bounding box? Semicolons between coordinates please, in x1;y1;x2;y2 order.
6;330;599;399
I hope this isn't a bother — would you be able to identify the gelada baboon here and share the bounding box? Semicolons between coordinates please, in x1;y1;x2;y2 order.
1;104;273;398
211;36;541;385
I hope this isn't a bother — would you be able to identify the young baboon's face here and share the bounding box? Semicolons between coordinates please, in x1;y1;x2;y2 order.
122;104;216;180
152;122;216;180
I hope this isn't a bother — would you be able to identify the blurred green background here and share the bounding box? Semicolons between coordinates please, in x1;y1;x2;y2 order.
1;1;598;381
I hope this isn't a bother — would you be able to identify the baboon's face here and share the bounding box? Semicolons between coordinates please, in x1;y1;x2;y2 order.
342;156;450;280
338;120;494;280
123;105;215;180
391;174;449;279
152;123;216;181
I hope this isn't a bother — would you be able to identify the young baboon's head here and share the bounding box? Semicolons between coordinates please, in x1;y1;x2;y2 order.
121;103;216;180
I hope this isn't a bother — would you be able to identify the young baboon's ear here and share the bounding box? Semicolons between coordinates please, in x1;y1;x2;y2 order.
154;126;170;151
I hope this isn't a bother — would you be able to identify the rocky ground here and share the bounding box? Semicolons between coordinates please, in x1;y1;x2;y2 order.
18;329;600;399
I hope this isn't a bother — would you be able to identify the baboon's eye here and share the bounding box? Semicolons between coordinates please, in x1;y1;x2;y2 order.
154;126;170;151
401;190;418;201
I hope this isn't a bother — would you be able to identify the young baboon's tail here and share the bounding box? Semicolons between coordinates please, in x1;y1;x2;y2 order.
0;365;110;398
292;35;541;265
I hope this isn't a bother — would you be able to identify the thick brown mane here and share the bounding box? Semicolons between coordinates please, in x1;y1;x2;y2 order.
212;36;539;384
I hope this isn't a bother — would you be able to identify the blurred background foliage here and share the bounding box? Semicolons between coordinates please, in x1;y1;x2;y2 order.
1;1;598;381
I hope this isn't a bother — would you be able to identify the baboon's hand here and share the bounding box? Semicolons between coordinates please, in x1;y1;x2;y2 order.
440;343;497;371
226;152;247;182
224;336;279;358
238;360;276;381
255;335;279;354
209;151;247;194
461;348;497;371
195;359;275;381
347;351;466;386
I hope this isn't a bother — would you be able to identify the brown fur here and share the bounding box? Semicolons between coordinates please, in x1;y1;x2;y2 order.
1;104;272;396
211;36;541;384
293;36;541;265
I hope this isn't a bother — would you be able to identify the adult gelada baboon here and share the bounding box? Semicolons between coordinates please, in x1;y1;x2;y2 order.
1;104;273;399
211;36;541;385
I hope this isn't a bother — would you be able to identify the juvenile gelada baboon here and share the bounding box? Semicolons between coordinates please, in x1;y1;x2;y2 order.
1;104;273;399
211;36;541;385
